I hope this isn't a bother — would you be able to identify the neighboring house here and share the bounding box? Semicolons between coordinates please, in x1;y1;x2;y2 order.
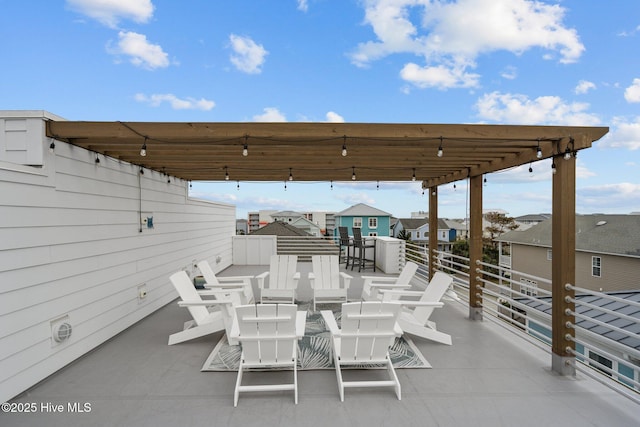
249;221;310;236
514;213;551;231
393;218;428;239
334;203;392;237
519;291;640;392
236;219;248;235
496;214;640;294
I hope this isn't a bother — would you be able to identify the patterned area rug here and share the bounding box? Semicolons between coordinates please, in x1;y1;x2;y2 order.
201;302;430;371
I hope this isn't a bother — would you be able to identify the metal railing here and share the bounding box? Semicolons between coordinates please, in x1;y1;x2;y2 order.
405;246;640;403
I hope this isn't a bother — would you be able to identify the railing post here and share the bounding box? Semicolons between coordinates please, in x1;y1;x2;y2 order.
551;152;577;376
469;175;483;320
428;185;438;280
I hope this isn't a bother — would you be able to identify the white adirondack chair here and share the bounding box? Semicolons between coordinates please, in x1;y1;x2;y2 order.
379;271;454;345
232;304;307;406
255;255;300;304
361;261;419;301
308;255;353;311
196;259;255;304
168;270;241;345
321;301;403;401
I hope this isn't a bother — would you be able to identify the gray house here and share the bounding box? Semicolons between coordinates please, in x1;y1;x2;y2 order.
497;214;640;294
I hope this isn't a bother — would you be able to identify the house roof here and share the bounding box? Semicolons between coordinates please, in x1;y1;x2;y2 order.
248;221;310;236
45;120;608;186
515;213;551;222
497;214;640;257
271;210;303;218
397;218;429;230
335;203;391;217
520;291;640;351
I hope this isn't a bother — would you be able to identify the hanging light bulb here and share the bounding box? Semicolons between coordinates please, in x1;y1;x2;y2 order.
551;160;557;175
536;141;542;159
224;166;229;181
376;180;380;190
242;135;248;156
412;168;416;181
49;141;56;152
437;136;443;157
342;136;347;156
330;180;333;190
529;163;533;173
95;154;100;164
140;138;147;156
289;168;293;181
351;166;356;181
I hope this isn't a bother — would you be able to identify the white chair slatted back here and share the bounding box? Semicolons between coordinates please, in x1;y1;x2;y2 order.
170;271;210;325
197;260;220;286
313;255;340;290
412;272;453;324
339;302;400;362
271;255;298;290
236;304;298;365
380;262;419;301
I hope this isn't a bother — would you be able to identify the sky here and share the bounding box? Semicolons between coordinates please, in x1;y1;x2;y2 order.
2;0;640;220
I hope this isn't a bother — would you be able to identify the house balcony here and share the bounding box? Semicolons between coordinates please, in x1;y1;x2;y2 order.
2;237;638;427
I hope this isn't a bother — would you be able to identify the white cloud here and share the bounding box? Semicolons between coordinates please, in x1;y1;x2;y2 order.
253;107;287;122
577;183;640;212
575;80;596;95
400;62;480;89
336;192;376;206
325;111;345;122
229;34;268;74
624;78;640;103
67;0;154;28
500;66;517;80
598;117;640;150
475;91;600;125
134;93;215;110
297;0;309;12
109;31;169;69
352;0;584;89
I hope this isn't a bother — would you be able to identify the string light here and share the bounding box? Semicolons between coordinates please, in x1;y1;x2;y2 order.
342;136;347;156
95;154;100;164
437;136;443;157
140;137;147;157
225;166;229;181
412;168;416;181
242;135;248;156
536;140;542;159
551;159;557;174
351;166;356;181
49;141;55;152
529;163;533;173
289;168;293;181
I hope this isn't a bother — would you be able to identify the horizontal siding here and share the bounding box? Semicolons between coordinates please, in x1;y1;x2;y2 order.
0;133;235;402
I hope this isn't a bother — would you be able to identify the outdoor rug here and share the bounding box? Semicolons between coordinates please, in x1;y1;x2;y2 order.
201;302;430;371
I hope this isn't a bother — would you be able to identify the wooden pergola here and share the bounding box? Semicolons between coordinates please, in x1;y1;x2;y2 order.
46;120;609;375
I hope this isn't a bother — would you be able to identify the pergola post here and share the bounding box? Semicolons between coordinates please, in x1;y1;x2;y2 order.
428;186;438;280
469;175;483;321
551;154;577;376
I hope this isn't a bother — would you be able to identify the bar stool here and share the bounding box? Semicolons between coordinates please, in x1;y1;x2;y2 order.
351;227;376;272
338;226;353;267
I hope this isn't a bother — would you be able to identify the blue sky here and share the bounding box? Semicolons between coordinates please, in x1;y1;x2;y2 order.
2;0;639;219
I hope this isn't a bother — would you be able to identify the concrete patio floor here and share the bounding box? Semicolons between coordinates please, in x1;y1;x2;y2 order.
2;264;638;427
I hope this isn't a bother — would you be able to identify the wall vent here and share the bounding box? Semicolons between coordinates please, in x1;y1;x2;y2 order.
51;316;72;345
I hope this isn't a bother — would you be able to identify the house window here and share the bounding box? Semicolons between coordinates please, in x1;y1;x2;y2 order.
416;231;420;238
353;218;362;228
519;278;538;297
368;217;377;228
592;256;601;277
546;250;552;261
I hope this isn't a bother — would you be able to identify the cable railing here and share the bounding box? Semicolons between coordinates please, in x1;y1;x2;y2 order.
424;248;640;402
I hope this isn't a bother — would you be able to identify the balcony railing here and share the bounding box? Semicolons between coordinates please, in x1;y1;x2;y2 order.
402;242;640;404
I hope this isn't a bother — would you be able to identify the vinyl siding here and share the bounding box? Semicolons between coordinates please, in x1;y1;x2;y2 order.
510;244;639;292
0;125;235;402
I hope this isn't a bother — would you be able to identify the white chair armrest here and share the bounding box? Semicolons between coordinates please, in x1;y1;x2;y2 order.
308;272;316;289
255;271;269;288
379;289;423;298
369;283;411;290
320;310;340;335
217;276;253;284
295;311;307;338
178;299;233;307
339;272;352;288
197;288;243;296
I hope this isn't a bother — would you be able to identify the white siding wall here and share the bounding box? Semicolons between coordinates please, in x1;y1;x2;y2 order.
0;116;235;402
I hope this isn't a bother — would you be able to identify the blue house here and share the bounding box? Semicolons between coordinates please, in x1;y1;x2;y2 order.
334;203;392;237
